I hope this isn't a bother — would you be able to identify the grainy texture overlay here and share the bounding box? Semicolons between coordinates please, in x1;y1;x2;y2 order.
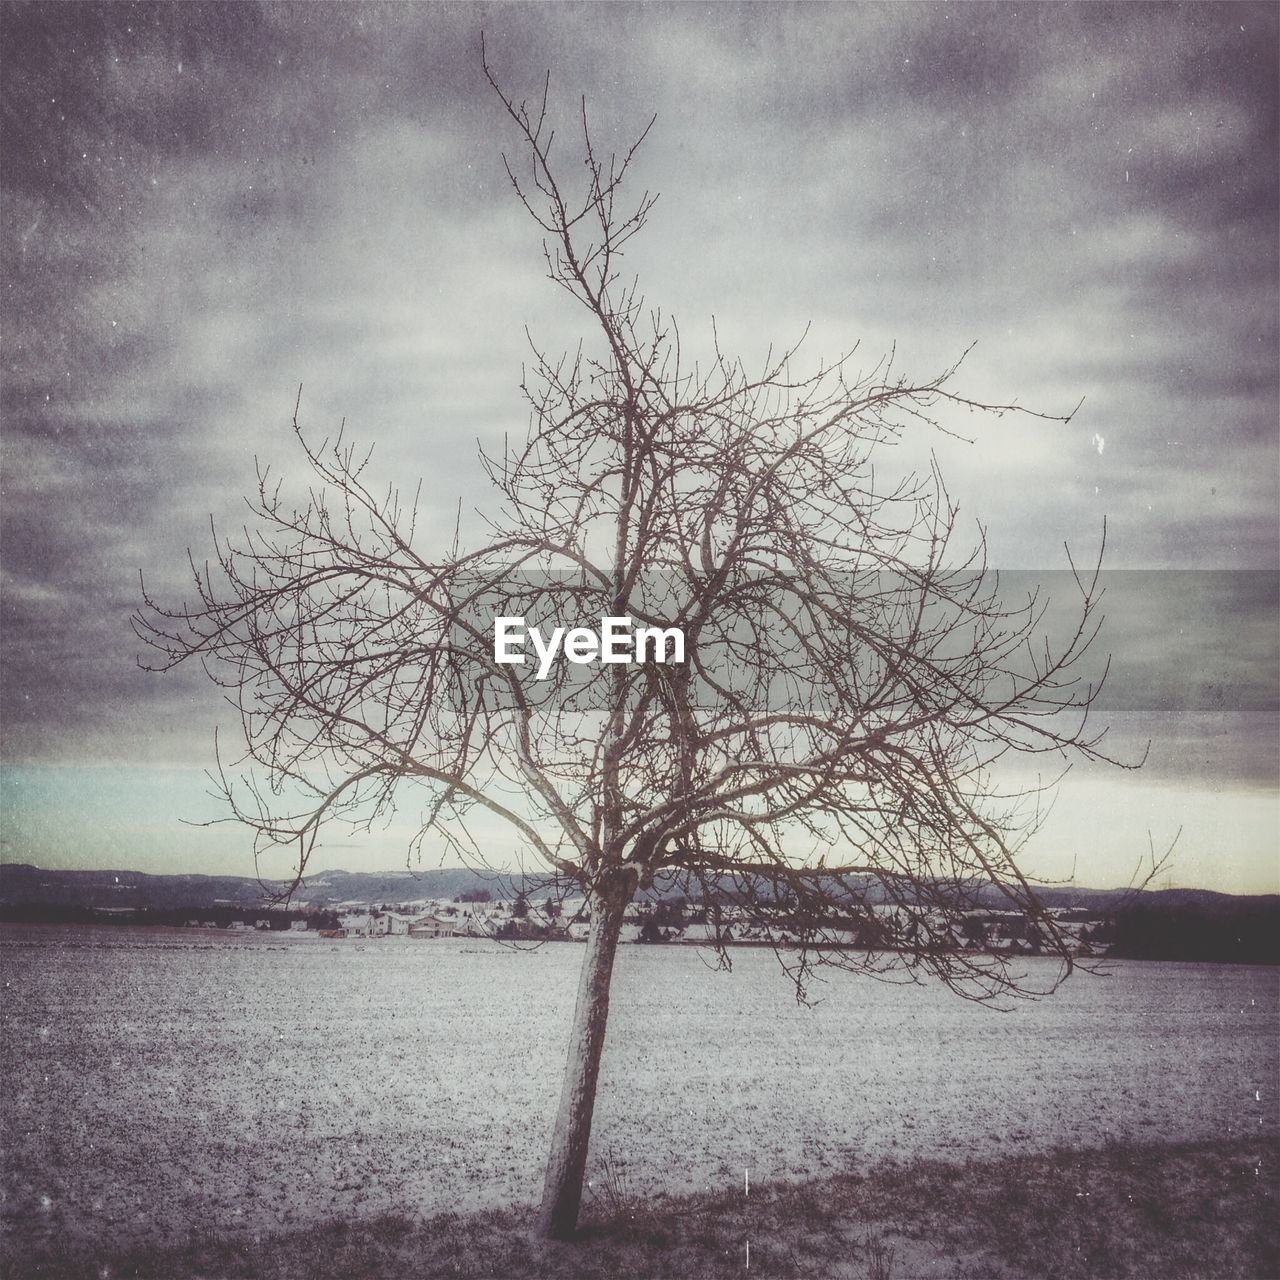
1;3;1277;1276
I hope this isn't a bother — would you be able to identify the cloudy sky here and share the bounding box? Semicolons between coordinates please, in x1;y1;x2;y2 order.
2;2;1276;892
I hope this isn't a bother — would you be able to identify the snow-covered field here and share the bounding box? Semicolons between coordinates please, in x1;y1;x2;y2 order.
1;924;1275;1258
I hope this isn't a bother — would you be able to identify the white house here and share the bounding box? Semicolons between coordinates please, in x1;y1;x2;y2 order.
408;915;458;939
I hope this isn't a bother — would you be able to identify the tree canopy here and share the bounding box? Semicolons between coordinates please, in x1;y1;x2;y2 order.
135;55;1144;1237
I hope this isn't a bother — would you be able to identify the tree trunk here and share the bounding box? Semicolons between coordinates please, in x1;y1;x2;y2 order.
535;883;628;1239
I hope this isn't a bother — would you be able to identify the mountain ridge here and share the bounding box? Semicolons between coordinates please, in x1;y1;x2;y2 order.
0;861;1272;913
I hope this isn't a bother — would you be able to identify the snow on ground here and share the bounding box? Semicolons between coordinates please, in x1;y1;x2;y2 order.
1;924;1275;1260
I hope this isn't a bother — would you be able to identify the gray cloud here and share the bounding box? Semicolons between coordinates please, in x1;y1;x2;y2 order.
1;3;1275;870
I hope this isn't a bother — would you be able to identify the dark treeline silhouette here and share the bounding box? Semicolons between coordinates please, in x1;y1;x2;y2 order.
0;902;340;930
1102;899;1278;965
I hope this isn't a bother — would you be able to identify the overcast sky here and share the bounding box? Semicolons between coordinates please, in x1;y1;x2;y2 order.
2;2;1276;891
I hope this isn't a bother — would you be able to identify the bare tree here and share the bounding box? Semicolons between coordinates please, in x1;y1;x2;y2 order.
136;58;1141;1240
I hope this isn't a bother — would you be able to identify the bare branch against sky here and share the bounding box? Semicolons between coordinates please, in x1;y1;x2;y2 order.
1;2;1276;891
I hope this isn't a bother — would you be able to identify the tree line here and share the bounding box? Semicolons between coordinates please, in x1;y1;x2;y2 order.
0;903;341;930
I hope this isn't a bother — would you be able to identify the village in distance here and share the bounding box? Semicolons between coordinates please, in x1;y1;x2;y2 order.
1;862;1273;966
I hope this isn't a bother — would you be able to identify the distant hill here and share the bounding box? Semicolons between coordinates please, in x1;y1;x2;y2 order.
991;885;1271;912
1;861;1273;915
0;863;538;910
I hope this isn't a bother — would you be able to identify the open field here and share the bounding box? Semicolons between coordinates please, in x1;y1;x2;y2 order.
7;1136;1277;1279
1;924;1276;1271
